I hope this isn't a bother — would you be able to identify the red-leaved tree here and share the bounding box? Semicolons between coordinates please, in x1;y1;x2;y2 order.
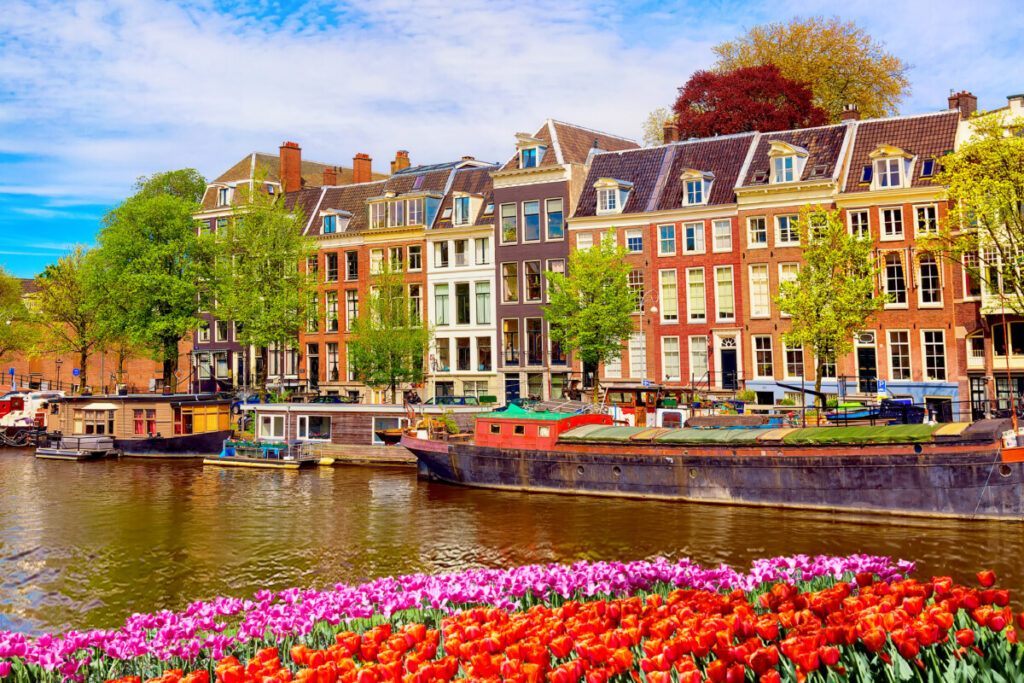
671;64;827;139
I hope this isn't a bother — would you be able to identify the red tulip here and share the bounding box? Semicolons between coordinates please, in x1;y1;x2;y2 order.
978;570;997;587
759;672;781;683
861;629;886;653
818;646;840;667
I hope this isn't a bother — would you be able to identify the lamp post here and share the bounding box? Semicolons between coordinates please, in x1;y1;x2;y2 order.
55;358;63;391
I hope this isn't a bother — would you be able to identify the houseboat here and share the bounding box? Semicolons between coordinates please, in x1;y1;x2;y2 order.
0;390;63;445
402;405;1024;521
39;393;233;458
203;439;319;469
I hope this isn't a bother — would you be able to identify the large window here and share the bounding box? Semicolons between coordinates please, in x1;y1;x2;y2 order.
747;217;767;246
475;237;489;265
408;245;422;271
503;319;520;364
455;283;471;325
849;210;870;239
389;246;404;270
888;331;911;380
409;284;421;323
475;282;490;325
684;222;704;253
876;158;902;188
754;335;773;378
454;239;468;267
345;290;357;331
326;291;339;332
502;263;519;302
784;343;804;379
526;319;543;365
453;196;470;226
523;201;540;241
915;205;937;235
881;208;903;240
777;215;799;245
749;265;770;318
689;336;709;381
659;270;678;322
923;331;946;380
714;266;734;321
370;248;384;274
662;337;680;381
297;415;331;441
773;156;795;183
345;251;358;280
576;233;593;251
919;254;941;305
259;415;285;440
712;219;732;252
408;198;424;225
597;188;618;212
884;253;907;306
546;198;564;240
388;200;405;228
434;284;449;326
456;337;471;371
625;228;643;252
525;261;542;301
687;268;705;322
434;241;449;268
628;269;644;311
778;263;798;317
370;203;386;229
501;203;517;242
133;409;156;436
477;337;492;371
325;252;339;282
658;225;676;255
629;332;646;378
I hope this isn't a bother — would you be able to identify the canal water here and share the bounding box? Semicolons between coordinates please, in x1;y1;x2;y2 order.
1;447;1021;635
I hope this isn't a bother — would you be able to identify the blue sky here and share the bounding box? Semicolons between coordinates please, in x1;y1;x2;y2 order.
2;0;1022;278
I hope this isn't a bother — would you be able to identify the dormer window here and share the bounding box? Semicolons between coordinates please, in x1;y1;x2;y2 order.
370;203;386;229
321;210;351;235
921;159;935;178
323;215;336;234
869;144;914;191
514;133;547;171
767;141;809;184
521;148;538;168
454;196;470;225
876;158;901;187
686;180;703;204
388;200;405;227
594;178;632;215
679;169;713;206
217;187;231;206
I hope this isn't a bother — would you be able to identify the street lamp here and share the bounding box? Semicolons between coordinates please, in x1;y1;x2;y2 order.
55;358;63;391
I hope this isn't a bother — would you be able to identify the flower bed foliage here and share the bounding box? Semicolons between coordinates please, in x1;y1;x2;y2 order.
1;556;1021;683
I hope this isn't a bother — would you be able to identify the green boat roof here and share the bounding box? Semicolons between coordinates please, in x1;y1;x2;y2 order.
479;404;576;420
781;424;940;444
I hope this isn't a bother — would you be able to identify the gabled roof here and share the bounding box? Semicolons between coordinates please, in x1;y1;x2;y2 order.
842;110;959;193
573;146;671;218
657;133;758;209
500;119;638;171
304;181;388;237
432;165;498;230
740;124;849;187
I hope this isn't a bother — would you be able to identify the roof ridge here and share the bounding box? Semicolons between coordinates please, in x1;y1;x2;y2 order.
853;109;960;126
548;119;638;144
671;130;760;145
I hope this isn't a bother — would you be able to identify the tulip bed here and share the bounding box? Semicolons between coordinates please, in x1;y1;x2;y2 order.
0;556;1022;683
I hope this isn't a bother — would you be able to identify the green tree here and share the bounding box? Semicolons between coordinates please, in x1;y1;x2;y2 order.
134;168;206;202
543;228;635;401
32;247;107;392
774;208;884;407
349;261;431;404
93;170;211;389
0;268;38;366
712;16;911;121
641;107;675;146
929;111;1024;314
213;176;315;400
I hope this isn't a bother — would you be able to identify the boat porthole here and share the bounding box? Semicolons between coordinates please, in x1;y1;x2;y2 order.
612;466;622;477
689;468;697;479
577;465;585;475
999;464;1012;478
914;444;923;454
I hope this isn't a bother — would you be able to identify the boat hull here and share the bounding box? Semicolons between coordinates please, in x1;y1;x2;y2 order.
115;430;233;457
403;432;1024;521
202;455;312;470
35;448;117;461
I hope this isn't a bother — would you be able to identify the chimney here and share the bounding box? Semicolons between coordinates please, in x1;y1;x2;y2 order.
322;166;337;186
461;155;475;161
391;150;410;174
948;90;978;120
279;141;302;193
663;122;679;144
352;153;372;184
840;104;861;122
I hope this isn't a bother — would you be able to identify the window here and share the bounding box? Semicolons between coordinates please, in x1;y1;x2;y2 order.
662;337;680;381
477;336;492;371
659;270;678;322
884;253;907;306
218;187;230;206
748;217;767;247
525;261;542;302
388;246;404;271
259;415;285;440
434;284;449;326
408;245;422;271
521;147;537;168
454;239;467;267
684;222;705;253
323;215;336;234
409;284;422;323
215;218;227;232
502;263;519;303
475;237;490;265
215;320;230;342
625;229;643;253
453;196;470;225
326;291;339;332
436;339;450;371
408;198;424;225
370;203;386;229
597;188;618;212
526;318;543;365
345;251;358;280
963;253;981;298
658;225;676;255
888;331;911;381
685;179;703;205
919;254;941;305
749;265;770;318
324;343;339;381
923;330;946;380
604;346;622;378
325;253;339;282
456;337;471;371
345;290;358;331
968;335;985;365
712;219;731;252
455;283;471;325
876;158;902;188
779;263;798;317
576;233;593;251
197;323;211;344
475;282;491;325
754;336;773;378
629;332;646;378
860;166;873;183
777;215;799;245
689;336;709;381
773;156;795;183
881;208;903;239
993;322;1024;357
133;409;157;436
388;200;405;227
915;205;937;235
551;337;566;365
687;268;706;321
714;266;734;321
501;203;517;242
297;415;331;441
370;248;384;274
849;210;870;239
523;201;540;241
546;198;564;240
628;269;644;311
784;344;804;379
434;241;449;268
503;319;520;364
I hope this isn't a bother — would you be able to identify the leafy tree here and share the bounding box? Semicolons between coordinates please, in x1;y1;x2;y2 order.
671;65;827;139
93;170;211;389
133;168;207;202
349;261;431;404
32;246;106;392
774;208;884;407
929;112;1024;313
213;175;316;400
544;229;635;401
712;16;911;121
0;268;38;366
641;107;675;146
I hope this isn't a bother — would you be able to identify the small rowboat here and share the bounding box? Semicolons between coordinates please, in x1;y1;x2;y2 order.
374;428;406;446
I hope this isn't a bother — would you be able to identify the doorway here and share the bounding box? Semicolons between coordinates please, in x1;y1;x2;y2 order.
857;347;877;393
720;349;738;390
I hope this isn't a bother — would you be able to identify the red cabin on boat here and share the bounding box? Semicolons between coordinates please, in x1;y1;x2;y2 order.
474;407;610;449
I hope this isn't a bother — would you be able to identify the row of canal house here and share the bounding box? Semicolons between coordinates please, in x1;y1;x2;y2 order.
191;91;1024;419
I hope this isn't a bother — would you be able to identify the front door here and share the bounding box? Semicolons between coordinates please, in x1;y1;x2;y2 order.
857;347;877;393
504;374;521;403
635;392;647;428
308;356;319;390
970;377;988;420
720;350;738;390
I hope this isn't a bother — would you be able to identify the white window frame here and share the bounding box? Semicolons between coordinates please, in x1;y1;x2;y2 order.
747;216;767;248
880;207;904;241
576;232;594;251
683;221;705;254
918;254;942;308
874;157;904;189
914;204;938;236
370;203;386;229
545;198;564;241
848;210;870;239
658;224;676;256
712;219;732;253
883;253;908;309
661;336;681;382
453;196;470;226
771;156;796;184
748;264;770;318
297;415;331;442
475;237;490;265
371;417;409;445
714;265;734;322
776;215;800;246
921;330;947;381
259;414;285;440
625;228;643;253
783;342;804;380
597;188;618;213
407;244;422;271
888;330;912;381
753;335;774;380
777;263;798;317
686;267;706;322
688;336;709;382
658;269;678;323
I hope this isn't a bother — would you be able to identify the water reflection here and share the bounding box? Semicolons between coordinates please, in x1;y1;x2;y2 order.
0;448;1021;635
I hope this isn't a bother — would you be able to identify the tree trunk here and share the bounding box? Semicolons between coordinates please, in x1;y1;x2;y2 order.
391;380;397;405
592;376;600;405
814;360;825;425
79;349;88;394
162;338;177;392
117;350;127;385
258;347;268;403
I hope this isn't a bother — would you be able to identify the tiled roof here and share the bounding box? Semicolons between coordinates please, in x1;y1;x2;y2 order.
573;147;670;218
432;165;498;230
500;120;637;171
381;168;451;196
657;133;758;210
283;187;324;226
740;124;848;186
843;110;960;193
19;278;40;296
306;181;387;236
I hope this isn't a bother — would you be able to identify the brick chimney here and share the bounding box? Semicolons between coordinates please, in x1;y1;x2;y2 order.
840;104;861;122
322;166;337;186
352;153;372;184
279;141;302;193
391;150;411;174
948;91;978;120
663;122;679;144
